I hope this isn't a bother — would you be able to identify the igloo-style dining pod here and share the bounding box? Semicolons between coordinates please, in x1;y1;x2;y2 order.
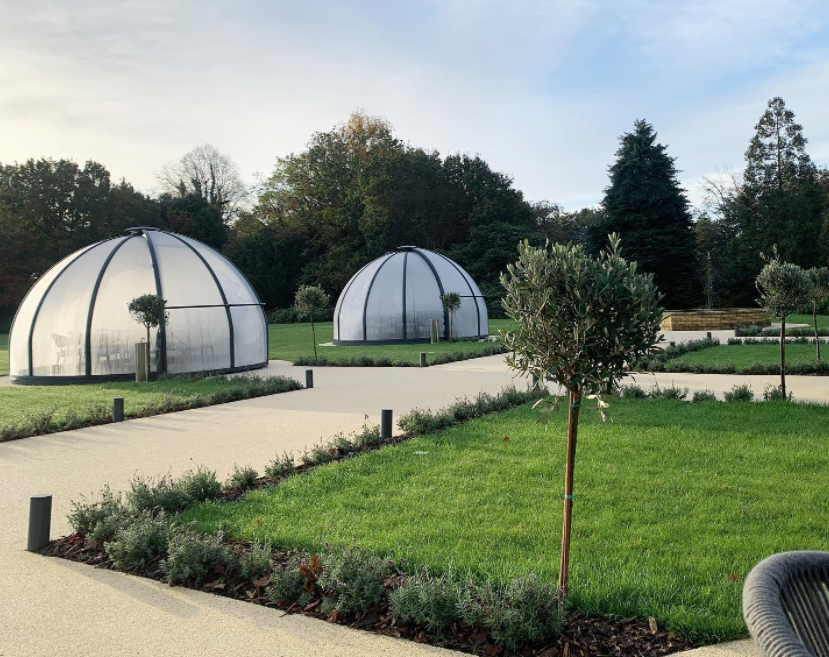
333;246;488;344
8;227;268;384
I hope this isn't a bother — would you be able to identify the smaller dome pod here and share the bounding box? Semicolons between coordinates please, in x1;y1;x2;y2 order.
8;227;268;384
333;246;488;344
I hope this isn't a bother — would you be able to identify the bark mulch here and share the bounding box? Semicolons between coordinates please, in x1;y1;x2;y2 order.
42;534;695;657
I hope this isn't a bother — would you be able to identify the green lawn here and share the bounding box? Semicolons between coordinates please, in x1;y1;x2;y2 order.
670;342;821;370
0;333;7;377
268;319;513;364
0;375;300;437
788;313;827;329
187;399;829;642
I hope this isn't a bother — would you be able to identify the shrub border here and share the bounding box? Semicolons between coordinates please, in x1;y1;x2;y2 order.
0;374;303;443
43;384;694;655
293;343;507;367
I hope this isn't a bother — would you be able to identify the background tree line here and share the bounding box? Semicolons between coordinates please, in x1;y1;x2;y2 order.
2;99;827;329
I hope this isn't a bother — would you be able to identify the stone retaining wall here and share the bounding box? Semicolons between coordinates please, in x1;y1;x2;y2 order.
661;309;771;331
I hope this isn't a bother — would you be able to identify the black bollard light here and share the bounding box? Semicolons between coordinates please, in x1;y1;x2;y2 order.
305;369;314;389
381;409;393;439
113;397;124;422
420;352;427;368
27;494;52;552
706;332;712;339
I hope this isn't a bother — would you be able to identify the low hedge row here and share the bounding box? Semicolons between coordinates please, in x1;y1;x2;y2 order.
0;374;302;443
266;307;334;324
621;382;790;402
294;343;507;367
58;384;558;651
736;325;829;337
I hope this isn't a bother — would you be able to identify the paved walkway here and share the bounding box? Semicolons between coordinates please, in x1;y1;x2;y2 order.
0;356;797;656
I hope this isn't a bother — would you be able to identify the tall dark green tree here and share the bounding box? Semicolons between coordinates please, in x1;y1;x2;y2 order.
591;120;699;308
735;97;824;276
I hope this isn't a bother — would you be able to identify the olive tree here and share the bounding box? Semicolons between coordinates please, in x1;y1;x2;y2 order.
500;234;662;600
756;255;813;397
441;292;462;341
128;294;169;376
806;267;829;361
294;285;330;358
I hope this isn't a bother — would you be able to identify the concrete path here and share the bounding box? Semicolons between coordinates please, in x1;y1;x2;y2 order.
0;356;784;655
0;359;519;657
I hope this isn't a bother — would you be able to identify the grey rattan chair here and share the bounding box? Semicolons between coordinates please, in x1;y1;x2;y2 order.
743;551;829;657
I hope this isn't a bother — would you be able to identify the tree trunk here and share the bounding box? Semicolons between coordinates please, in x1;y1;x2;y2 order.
780;318;786;398
311;319;317;359
558;388;582;602
449;313;454;342
814;302;821;362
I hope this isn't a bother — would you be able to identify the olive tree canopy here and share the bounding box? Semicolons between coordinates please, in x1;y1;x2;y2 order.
500;234;663;600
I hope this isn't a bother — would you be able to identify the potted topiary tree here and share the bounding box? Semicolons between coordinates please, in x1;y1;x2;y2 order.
128;294;169;379
441;292;462;342
294;285;330;359
756;253;813;398
806;267;829;362
500;234;662;601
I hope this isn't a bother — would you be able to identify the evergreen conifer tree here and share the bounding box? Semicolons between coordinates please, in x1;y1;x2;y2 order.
592;120;699;308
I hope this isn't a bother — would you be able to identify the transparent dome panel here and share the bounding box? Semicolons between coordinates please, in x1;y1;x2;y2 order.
336;255;391;342
177;235;258;305
8;242;99;377
149;232;223;307
231;306;267;367
89;236;159;376
428;252;481;338
365;253;405;341
165;306;231;374
405;253;443;340
30;240;123;377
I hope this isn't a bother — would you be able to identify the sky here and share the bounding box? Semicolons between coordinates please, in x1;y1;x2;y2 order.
1;0;828;210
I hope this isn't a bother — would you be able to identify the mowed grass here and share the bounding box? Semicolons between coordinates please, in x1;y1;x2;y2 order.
670;342;821;370
268;319;513;364
0;333;7;376
0;376;295;429
788;313;827;329
187;399;829;642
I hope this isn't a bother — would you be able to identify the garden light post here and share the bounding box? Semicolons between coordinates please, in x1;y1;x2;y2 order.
305;369;314;389
113;397;124;422
381;409;393;439
420;352;427;367
27;494;52;552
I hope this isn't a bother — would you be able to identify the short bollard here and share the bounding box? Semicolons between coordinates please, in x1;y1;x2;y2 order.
113;397;124;422
305;369;314;389
706;331;712;339
669;341;676;347
27;494;52;552
420;352;427;368
381;409;393;440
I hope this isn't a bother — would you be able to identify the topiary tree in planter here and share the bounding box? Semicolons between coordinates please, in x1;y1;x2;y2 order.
756;253;813;398
500;234;662;601
294;285;330;358
806;267;829;362
128;294;169;376
441;292;462;341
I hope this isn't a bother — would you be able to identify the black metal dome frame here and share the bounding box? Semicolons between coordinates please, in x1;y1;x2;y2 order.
333;246;487;345
9;227;268;385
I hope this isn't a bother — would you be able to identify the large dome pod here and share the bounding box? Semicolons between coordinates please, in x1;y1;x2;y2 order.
8;227;268;384
333;246;488;344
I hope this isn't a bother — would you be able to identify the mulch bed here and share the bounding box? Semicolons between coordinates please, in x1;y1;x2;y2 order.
42;534;695;657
